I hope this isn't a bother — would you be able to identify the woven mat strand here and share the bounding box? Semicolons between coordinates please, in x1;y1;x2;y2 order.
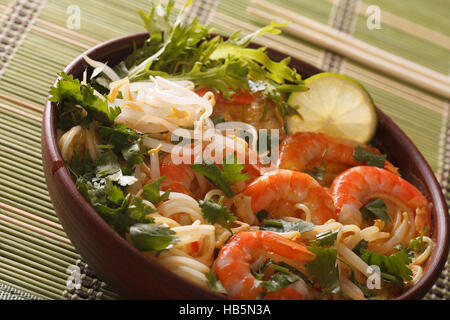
0;0;448;300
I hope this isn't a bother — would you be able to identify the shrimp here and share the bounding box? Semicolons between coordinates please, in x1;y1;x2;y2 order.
240;169;337;225
278;132;398;185
214;230;316;300
330;166;431;235
159;150;261;199
159;153;202;197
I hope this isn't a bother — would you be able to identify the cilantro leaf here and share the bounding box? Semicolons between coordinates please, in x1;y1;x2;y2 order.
311;230;338;247
98;124;140;151
352;239;369;256
94;150;137;186
127;196;156;221
270;261;312;285
206;272;227;294
353;146;386;168
121;143;144;169
251;259;311;298
260;219;314;234
360;249;412;287
360;198;391;222
76;176;151;235
191;154;248;198
356;282;378;299
129;223;178;251
95;150;122;178
105;179;125;205
305;149;327;181
222;152;249;184
49;72;120;130
142;176;171;205
262;272;300;293
306;245;340;295
68;148;95;178
199;198;237;232
408;232;426;254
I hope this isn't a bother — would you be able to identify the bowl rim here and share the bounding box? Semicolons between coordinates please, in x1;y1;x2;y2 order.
42;31;449;300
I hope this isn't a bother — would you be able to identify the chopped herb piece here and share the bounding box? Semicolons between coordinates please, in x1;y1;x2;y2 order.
353;146;386;168
129;223;178;252
127;196;156;221
199;197;237;232
360;198;391;222
191;162;234;197
142;176;171;205
260;219;314;234
360;249;412;289
191;153;248;198
98;124;140;151
77;176;151;235
206;272;228;294
262;272;300;293
353;239;369;255
305;149;327;181
306;245;340;295
49;72;120;130
222;152;250;185
121;143;144;169
408;236;425;254
256;210;269;222
312;230;338;247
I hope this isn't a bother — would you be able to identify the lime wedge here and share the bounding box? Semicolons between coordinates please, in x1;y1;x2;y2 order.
286;73;377;144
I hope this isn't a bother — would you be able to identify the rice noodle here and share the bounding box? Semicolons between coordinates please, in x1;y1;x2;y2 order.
58;125;84;162
216;121;258;151
412;236;433;265
377;212;411;254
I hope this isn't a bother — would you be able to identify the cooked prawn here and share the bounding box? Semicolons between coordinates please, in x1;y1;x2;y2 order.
160;153;198;196
278;132;398;185
159;149;261;199
214;230;316;300
330;166;431;235
240;169;337;225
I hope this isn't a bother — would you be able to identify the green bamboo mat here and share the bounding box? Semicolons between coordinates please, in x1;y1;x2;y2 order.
0;0;448;300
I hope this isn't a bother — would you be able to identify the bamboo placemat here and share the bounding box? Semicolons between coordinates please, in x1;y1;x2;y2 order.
0;0;448;300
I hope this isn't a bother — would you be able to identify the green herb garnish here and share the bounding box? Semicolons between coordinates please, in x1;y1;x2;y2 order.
199;197;237;232
305;245;340;295
353;146;386;168
260;219;314;234
129;223;178;251
206;272;228;294
360;198;391;222
142;176;171;205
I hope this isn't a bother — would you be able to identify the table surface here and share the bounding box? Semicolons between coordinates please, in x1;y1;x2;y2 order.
0;0;448;300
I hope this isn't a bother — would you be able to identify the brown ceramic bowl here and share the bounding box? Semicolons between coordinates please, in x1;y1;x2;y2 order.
42;32;449;300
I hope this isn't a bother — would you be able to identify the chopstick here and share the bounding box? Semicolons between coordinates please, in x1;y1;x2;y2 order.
248;0;450;99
